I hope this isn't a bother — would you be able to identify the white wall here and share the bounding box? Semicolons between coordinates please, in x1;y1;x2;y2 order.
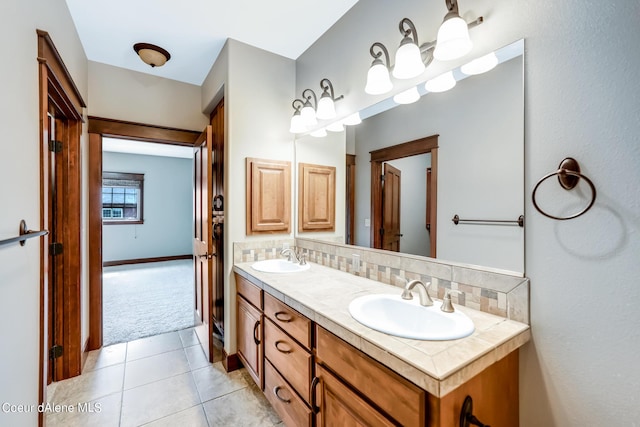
88;61;207;131
0;1;88;426
297;0;640;425
202;39;296;354
102;152;192;262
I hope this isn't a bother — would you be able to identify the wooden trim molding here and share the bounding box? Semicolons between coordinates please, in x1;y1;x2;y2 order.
103;254;192;267
223;351;242;373
88;133;103;350
88;116;200;146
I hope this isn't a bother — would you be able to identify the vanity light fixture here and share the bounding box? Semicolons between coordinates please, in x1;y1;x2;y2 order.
289;99;307;134
461;51;498;75
425;71;457;93
433;0;473;61
393;86;421;104
392;18;427;80
316;79;344;120
133;43;171;67
365;43;393;95
310;128;327;138
300;89;318;127
364;0;482;96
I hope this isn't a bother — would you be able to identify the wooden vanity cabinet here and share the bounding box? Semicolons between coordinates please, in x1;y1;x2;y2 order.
235;274;263;388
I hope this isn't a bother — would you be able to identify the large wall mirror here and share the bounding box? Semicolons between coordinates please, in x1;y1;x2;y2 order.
295;39;524;274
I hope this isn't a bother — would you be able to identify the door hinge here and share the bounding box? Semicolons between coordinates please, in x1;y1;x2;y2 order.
48;140;62;153
379;228;384;236
380;174;385;182
49;345;63;360
49;242;63;256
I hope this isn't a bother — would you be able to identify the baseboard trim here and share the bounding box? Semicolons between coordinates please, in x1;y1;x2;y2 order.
103;254;191;267
223;351;241;372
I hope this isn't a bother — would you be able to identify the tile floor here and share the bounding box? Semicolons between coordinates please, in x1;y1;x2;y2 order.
46;328;282;427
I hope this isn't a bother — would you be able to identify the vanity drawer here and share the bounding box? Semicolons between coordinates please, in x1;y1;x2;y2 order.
264;318;313;403
315;326;426;427
236;273;263;309
264;292;311;349
264;359;312;427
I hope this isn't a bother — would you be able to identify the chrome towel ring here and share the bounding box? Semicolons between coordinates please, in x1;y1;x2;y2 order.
532;157;596;220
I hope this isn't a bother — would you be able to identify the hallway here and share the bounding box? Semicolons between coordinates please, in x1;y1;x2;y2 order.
46;329;281;426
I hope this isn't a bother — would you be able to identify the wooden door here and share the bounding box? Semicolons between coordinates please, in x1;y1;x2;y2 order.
193;126;214;362
346;155;356;245
382;163;401;252
315;364;394;427
236;296;262;387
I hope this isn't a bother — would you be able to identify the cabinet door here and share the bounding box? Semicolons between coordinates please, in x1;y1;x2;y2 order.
237;296;262;388
314;364;395;427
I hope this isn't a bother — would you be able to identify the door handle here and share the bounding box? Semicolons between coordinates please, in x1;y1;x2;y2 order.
273;386;291;404
274;340;292;354
253;320;261;345
311;376;320;414
199;253;216;259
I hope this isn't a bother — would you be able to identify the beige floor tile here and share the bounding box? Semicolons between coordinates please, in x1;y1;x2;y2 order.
184;345;210;371
192;362;248;403
141;404;208;427
51;364;125;406
120;372;200;427
202;386;281;427
84;342;127;372
124;348;190;390
178;327;200;348
126;331;182;361
45;392;121;427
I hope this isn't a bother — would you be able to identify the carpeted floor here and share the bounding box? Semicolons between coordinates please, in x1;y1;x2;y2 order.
103;259;195;346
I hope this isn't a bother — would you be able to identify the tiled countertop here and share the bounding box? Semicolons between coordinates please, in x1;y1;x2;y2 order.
233;261;530;398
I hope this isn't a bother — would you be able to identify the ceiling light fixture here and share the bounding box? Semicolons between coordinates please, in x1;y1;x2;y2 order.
460;51;499;75
133;43;171;67
364;1;482;96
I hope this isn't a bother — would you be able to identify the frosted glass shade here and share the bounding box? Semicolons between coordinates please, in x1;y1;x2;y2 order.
310;128;327;138
392;41;425;79
434;15;472;61
289;114;306;134
300;105;317;127
425;71;457;93
316;96;336;120
393;86;420;104
327;121;345;132
365;62;393;95
461;52;498;75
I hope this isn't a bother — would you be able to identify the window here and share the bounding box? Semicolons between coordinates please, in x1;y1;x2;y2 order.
102;172;144;224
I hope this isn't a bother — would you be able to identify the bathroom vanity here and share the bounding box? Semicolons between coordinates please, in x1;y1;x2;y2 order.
233;260;529;427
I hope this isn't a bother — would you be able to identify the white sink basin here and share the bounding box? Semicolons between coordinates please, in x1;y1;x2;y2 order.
348;294;474;340
251;259;310;273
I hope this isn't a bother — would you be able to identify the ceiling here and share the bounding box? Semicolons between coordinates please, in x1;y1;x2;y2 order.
102;138;193;159
65;0;360;86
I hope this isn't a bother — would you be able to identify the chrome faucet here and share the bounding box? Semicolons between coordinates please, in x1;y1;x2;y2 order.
281;247;302;264
401;280;434;307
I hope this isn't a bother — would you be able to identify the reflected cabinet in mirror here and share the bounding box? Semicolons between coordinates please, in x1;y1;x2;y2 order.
295;40;524;274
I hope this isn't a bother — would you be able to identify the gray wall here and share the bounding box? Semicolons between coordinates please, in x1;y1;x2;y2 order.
296;0;640;425
102;152;192;262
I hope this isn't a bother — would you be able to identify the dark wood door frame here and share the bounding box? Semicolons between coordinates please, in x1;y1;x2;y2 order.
370;134;439;257
37;29;85;426
87;118;201;351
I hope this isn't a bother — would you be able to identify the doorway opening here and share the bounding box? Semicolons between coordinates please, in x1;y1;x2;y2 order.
100;138;195;346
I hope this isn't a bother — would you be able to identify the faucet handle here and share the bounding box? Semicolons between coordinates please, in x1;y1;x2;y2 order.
441;290;462;313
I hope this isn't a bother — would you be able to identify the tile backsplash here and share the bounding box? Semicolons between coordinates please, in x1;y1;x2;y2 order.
234;238;529;324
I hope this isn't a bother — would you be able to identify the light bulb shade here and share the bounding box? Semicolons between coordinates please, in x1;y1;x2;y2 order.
343;112;362;126
316;95;337;120
393;86;420;104
327;121;344;132
133;43;171;67
393;40;426;79
310;128;327;138
434;15;472;61
365;62;393;95
289;114;306;134
425;71;457;93
461;52;498;75
300;105;317;127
